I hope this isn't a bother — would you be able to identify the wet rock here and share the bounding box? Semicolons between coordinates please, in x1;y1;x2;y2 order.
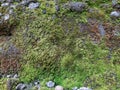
28;2;39;9
78;87;92;90
64;2;87;12
55;85;64;90
46;81;55;88
110;11;120;18
16;83;27;90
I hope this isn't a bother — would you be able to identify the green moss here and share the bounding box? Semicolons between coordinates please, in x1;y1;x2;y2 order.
8;0;120;89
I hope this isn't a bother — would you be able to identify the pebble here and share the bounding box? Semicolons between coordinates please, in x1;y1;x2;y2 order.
16;83;27;90
110;11;120;18
55;85;64;90
3;14;10;21
1;3;9;7
28;2;39;9
78;87;92;90
46;81;55;88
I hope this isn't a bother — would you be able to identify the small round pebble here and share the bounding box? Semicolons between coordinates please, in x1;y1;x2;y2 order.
55;85;63;90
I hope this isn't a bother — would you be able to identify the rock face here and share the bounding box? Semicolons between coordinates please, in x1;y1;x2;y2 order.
55;85;64;90
64;2;87;12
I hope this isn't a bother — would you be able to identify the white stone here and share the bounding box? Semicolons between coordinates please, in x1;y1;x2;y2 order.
28;2;39;9
110;11;120;17
55;85;64;90
79;87;92;90
1;3;9;7
4;14;10;21
46;81;55;88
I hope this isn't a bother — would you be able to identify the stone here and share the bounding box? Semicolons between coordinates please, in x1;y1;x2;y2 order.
78;87;92;90
7;0;13;3
55;5;60;11
55;85;64;90
112;0;118;6
34;80;40;85
42;9;46;14
7;74;12;78
28;2;39;9
46;81;55;88
1;3;9;7
110;11;120;18
10;4;16;9
64;2;87;12
13;74;19;78
98;24;105;36
3;14;10;21
16;83;27;90
20;0;37;6
9;9;14;14
0;13;2;16
72;86;78;90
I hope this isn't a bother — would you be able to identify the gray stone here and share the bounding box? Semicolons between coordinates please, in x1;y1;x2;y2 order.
64;2;87;12
55;5;60;11
10;4;16;9
98;24;105;36
20;0;37;6
112;0;118;6
78;87;92;90
46;81;55;88
110;11;120;18
6;0;13;3
16;83;27;90
28;2;39;9
55;85;64;90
